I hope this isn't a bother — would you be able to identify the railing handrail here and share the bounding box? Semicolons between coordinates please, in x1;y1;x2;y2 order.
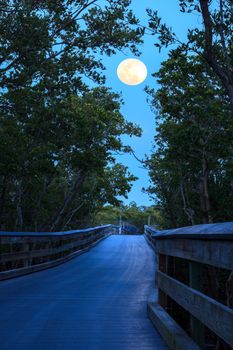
0;224;119;280
145;222;233;349
144;221;233;240
0;224;119;237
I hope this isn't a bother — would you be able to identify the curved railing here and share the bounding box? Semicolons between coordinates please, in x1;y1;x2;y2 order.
0;224;118;281
145;223;233;350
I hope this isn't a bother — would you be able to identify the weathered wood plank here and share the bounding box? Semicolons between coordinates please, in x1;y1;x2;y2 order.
0;224;117;237
148;301;201;350
154;238;233;270
158;271;233;347
0;234;110;280
0;234;105;263
189;261;205;348
144;232;156;252
145;222;233;239
0;236;168;350
0;229;111;246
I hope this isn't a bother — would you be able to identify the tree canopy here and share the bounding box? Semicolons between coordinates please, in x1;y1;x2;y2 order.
0;0;143;231
94;202;162;233
147;0;233;114
146;21;233;227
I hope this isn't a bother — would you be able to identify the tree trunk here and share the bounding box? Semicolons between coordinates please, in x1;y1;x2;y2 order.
32;178;52;232
43;171;85;232
62;201;85;230
0;175;8;230
180;178;195;225
15;180;24;231
199;0;233;115
227;84;233;115
199;155;212;224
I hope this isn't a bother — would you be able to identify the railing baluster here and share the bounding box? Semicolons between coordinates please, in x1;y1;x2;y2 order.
0;224;118;280
145;223;233;350
189;261;205;348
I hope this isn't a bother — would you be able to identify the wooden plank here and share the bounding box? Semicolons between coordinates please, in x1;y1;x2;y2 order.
158;271;233;347
0;229;107;247
189;261;205;348
158;254;169;309
1;251;32;263
0;234;110;280
0;236;167;350
145;222;233;239
0;235;57;245
0;235;102;263
155;238;233;270
0;224;117;237
148;301;201;350
144;233;156;252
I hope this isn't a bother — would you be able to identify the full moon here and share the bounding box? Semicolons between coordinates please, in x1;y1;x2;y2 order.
117;58;147;86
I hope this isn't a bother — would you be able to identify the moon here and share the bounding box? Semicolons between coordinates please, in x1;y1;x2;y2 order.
117;58;147;86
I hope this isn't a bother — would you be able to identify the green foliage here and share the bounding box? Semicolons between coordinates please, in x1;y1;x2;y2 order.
146;52;233;227
0;0;143;88
0;0;143;231
94;202;162;232
147;0;233;113
145;0;233;228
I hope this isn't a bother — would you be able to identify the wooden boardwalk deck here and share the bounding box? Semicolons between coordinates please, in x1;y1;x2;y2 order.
0;235;167;350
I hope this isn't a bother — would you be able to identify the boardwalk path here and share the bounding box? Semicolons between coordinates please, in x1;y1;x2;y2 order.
0;235;167;350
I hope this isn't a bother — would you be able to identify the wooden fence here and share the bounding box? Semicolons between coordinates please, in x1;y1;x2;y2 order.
0;224;118;281
145;223;233;350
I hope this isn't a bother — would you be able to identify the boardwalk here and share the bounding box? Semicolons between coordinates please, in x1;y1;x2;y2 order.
0;235;167;350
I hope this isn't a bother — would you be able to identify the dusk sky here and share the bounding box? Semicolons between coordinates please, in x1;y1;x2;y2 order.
101;0;201;206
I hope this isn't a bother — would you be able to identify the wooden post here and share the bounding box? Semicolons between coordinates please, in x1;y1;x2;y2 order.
189;261;205;348
158;254;168;309
22;238;30;267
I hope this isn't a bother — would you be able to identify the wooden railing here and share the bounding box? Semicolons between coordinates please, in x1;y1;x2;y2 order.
0;224;118;281
145;223;233;350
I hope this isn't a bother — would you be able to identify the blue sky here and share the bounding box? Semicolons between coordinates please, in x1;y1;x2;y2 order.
102;0;201;206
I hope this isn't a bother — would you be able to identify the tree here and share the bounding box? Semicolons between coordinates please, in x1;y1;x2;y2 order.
94;202;162;232
0;0;143;89
0;0;143;231
0;86;141;231
145;52;233;227
147;0;233;114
